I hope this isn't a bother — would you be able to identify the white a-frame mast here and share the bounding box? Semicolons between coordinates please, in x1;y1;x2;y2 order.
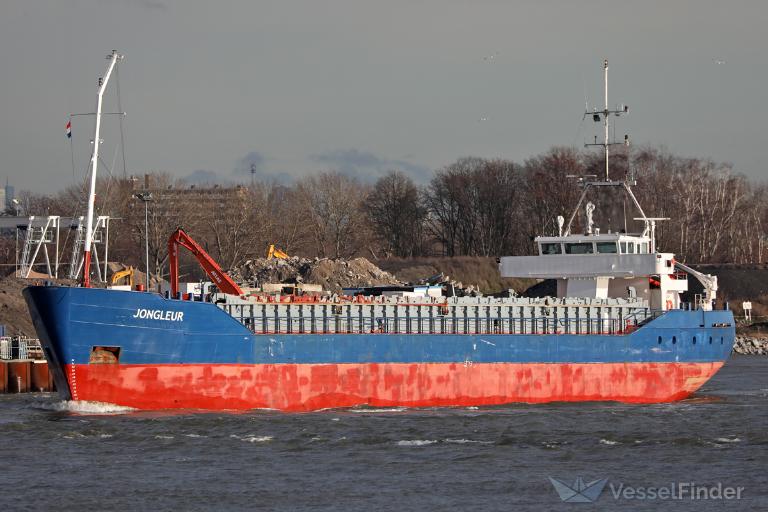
83;50;122;288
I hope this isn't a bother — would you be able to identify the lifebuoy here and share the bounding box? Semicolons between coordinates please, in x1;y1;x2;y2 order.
666;299;673;310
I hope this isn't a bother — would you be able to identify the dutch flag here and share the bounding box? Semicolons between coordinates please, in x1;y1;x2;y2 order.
66;120;72;138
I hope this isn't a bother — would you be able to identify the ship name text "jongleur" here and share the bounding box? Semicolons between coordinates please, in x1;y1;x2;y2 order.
132;309;184;322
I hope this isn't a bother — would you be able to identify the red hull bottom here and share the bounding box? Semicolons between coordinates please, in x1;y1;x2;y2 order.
62;362;724;412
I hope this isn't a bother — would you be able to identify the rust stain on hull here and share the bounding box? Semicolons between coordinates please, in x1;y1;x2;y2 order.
62;361;725;412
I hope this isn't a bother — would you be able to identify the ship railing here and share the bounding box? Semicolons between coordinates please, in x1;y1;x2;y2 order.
229;314;650;336
624;308;659;326
0;336;44;360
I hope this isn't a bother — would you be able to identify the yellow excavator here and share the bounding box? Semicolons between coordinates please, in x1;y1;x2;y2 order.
111;266;135;287
266;244;289;260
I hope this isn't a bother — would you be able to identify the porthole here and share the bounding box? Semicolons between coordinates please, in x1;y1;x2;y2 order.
672;336;677;344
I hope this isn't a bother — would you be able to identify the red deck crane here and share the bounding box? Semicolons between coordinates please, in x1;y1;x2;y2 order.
168;228;243;297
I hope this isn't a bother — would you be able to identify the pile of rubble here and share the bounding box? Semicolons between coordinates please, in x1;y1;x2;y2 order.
231;256;402;294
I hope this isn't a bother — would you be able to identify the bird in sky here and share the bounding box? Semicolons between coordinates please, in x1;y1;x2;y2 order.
713;58;726;65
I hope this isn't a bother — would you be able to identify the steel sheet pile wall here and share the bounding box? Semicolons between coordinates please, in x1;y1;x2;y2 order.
0;337;55;393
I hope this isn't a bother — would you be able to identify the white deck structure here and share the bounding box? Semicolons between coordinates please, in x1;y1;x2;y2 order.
500;231;688;310
499;60;716;311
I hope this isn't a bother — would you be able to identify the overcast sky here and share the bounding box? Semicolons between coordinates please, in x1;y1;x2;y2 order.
1;0;766;194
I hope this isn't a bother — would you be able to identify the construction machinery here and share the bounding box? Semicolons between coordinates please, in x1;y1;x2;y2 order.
266;244;289;260
168;228;243;297
111;266;135;287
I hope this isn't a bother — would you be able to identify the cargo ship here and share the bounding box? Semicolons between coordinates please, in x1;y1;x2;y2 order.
23;56;734;411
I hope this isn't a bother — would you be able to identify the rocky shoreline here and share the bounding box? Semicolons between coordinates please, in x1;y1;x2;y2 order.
733;336;768;355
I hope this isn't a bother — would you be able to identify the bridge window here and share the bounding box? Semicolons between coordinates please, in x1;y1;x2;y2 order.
541;243;562;255
565;243;594;255
641;242;649;253
596;242;618;254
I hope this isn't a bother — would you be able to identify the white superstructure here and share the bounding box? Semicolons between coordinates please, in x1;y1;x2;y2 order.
499;60;717;311
500;219;687;310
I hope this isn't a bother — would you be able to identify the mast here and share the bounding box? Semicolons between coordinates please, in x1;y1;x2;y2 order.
584;59;627;182
564;60;670;247
604;59;609;181
565;59;637;236
82;50;122;288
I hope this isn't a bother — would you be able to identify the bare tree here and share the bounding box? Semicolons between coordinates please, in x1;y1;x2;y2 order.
521;147;584;245
296;172;369;258
266;184;315;256
424;158;479;256
424;158;523;256
365;170;426;257
204;186;266;269
3;144;766;273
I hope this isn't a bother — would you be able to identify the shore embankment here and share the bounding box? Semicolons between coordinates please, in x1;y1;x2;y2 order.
733;335;768;355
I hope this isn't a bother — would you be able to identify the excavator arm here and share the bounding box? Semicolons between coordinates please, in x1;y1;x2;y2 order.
267;244;289;260
111;267;134;287
168;228;243;297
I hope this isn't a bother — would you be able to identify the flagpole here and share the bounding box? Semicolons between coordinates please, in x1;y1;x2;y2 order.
68;117;76;184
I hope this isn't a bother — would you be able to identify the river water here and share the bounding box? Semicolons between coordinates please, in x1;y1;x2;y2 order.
1;356;766;511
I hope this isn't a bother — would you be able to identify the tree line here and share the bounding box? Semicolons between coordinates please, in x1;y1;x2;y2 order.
2;145;766;281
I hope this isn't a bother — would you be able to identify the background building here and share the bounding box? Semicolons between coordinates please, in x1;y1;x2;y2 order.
2;179;14;212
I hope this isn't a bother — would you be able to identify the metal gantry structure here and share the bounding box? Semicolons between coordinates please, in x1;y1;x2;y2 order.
68;215;111;281
0;215;110;280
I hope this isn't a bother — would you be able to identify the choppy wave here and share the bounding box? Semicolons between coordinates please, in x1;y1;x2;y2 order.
230;434;274;443
350;407;407;413
396;440;437;446
599;438;620;446
539;440;571;449
243;435;274;443
41;400;136;415
61;431;114;440
62;431;87;439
